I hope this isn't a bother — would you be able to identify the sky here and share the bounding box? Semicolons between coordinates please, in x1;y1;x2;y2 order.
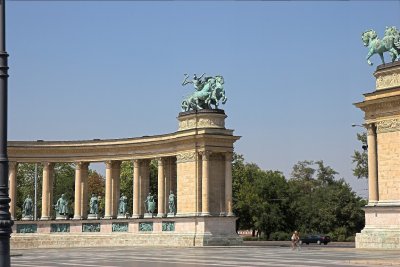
7;0;400;198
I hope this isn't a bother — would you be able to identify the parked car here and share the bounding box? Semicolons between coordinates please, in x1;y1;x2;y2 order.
300;234;331;245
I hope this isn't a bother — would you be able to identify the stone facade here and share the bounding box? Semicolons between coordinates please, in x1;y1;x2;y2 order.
355;61;400;249
9;109;242;248
11;217;242;248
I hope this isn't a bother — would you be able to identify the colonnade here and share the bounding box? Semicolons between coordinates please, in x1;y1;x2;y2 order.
8;152;234;220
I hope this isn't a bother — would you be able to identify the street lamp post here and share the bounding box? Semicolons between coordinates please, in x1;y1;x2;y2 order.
0;0;12;266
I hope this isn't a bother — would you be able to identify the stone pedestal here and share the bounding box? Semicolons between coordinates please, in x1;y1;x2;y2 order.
117;213;129;219
177;109;226;131
21;215;33;221
167;213;175;218
87;214;100;220
355;61;400;249
143;213;155;218
55;215;68;220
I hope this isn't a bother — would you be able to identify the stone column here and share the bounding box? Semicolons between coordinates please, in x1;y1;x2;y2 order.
8;162;18;220
104;161;113;219
80;162;89;219
157;158;165;217
74;162;88;220
367;123;379;204
73;163;83;219
41;162;54;220
225;152;234;216
201;151;211;216
112;161;121;218
132;159;140;218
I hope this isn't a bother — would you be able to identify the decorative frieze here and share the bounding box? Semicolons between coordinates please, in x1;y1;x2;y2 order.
112;222;128;232
162;222;175;231
16;224;37;233
376;119;400;133
177;111;226;131
176;151;197;163
376;72;400;90
51;223;70;233
139;222;153;232
82;223;100;232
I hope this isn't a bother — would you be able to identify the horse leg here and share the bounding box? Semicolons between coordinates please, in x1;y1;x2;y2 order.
379;53;385;64
366;50;374;65
390;48;398;62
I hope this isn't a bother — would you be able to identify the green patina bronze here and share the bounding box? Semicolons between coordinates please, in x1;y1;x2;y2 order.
144;193;156;214
118;193;128;216
22;195;33;218
54;193;69;216
82;223;100;232
89;193;99;215
162;222;175;232
50;223;70;233
181;74;227;111
112;222;128;232
168;191;176;215
362;26;400;65
16;224;37;233
139;222;153;232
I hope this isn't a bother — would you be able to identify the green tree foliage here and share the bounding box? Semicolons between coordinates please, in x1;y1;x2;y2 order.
120;161;133;213
233;155;365;241
287;160;365;239
352;132;368;179
53;163;75;214
119;160;158;214
16;163;43;219
232;154;289;238
16;163;75;219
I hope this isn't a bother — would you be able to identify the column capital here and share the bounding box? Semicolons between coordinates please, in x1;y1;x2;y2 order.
366;123;376;136
225;152;233;162
8;161;18;169
132;159;141;167
156;157;165;166
42;162;54;169
200;151;212;161
75;162;89;170
105;160;120;169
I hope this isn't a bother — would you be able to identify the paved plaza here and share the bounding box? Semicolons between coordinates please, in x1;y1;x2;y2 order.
11;244;400;267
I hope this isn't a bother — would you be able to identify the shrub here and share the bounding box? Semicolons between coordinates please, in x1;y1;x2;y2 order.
269;231;291;241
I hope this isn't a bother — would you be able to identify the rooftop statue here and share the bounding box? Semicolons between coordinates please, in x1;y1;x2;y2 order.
181;73;227;112
362;26;400;66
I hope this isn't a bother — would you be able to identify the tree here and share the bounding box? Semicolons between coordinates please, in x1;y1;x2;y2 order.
232;153;289;238
287;160;365;240
16;163;76;219
120;161;133;213
119;160;158;215
352;132;368;179
16;163;43;220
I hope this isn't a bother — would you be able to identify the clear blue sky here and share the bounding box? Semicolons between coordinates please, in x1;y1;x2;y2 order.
7;1;400;197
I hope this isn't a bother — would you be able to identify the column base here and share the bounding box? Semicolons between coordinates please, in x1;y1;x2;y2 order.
157;213;166;218
40;216;52;221
144;213;155;218
103;215;114;220
73;215;82;220
131;214;141;219
117;213;130;219
21;215;33;221
226;212;235;217
56;215;69;220
201;212;211;216
87;214;100;220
